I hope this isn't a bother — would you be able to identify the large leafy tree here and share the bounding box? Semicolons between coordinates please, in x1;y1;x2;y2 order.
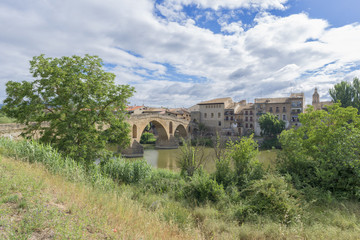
329;77;360;111
2;55;134;164
278;104;360;198
258;112;285;138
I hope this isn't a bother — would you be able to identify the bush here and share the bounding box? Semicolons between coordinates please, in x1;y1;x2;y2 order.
278;104;360;199
183;170;226;204
239;174;301;224
140;132;156;144
227;135;264;189
141;168;186;194
177;139;207;177
260;137;281;150
101;157;152;184
213;157;234;189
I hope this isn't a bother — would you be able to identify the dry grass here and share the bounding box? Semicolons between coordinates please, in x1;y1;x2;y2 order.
0;156;200;239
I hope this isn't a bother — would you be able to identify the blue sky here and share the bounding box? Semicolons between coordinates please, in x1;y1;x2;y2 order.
0;0;360;107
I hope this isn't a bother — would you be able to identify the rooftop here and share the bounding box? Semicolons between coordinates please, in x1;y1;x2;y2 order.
198;97;232;105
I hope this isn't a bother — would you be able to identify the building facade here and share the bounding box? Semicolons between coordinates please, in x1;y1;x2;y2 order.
253;93;305;136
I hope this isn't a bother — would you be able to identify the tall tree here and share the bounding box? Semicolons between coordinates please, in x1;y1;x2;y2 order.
329;77;360;111
2;55;134;164
278;104;360;198
258;112;285;138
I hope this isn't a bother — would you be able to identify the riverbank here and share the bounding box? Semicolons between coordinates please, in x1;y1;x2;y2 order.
0;156;197;239
2;138;360;239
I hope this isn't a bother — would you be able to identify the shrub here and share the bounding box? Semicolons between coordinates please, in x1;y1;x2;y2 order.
183;170;226;204
140;132;156;144
177;139;207;177
141;168;186;194
227;135;264;189
101;157;152;184
213;157;234;189
278;104;360;199
240;174;301;224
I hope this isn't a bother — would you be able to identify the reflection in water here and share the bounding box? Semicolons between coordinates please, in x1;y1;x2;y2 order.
107;144;277;172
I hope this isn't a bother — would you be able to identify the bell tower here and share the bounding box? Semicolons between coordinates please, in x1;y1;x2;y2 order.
312;88;320;104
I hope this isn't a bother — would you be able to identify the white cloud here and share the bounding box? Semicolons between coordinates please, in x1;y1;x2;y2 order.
0;0;360;108
160;0;288;11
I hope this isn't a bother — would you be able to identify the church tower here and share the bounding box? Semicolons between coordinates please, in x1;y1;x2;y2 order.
312;88;320;105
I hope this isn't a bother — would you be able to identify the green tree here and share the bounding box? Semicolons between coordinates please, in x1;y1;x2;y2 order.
259;113;285;138
329;77;360;112
2;55;134;165
278;104;360;198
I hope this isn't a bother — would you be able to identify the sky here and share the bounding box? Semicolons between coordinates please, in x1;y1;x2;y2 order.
1;0;360;108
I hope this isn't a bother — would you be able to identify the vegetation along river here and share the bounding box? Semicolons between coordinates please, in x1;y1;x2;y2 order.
108;144;278;172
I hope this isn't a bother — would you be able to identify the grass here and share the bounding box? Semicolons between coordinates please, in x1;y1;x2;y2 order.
1;138;360;239
0;113;15;124
0;156;197;239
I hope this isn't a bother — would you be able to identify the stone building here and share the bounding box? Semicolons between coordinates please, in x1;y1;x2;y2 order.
195;97;233;133
254;93;305;136
126;106;147;115
312;88;332;110
234;101;255;136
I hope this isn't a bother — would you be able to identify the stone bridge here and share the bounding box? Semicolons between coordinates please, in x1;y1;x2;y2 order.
0;114;191;157
121;114;190;157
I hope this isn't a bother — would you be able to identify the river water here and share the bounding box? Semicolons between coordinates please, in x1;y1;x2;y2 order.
108;144;278;172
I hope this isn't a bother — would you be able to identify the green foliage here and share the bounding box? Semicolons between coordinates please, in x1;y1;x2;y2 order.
141;168;185;194
259;112;285;138
191;137;213;147
260;138;281;150
0;138;87;182
0;112;15;124
177;138;207;177
238;174;301;223
183;170;226;204
1;54;134;165
329;77;360;111
278;104;360;199
140;132;156;144
214;156;234;189
101;158;152;184
227;135;264;189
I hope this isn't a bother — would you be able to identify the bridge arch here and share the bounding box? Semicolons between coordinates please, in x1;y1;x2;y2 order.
140;120;169;143
174;124;187;139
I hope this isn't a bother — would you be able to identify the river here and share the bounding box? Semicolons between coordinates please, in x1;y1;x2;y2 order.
108;144;278;172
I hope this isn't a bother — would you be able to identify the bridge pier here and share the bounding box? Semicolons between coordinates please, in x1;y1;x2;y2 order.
155;135;180;149
121;140;144;158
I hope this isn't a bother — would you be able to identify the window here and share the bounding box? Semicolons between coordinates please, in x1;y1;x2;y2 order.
283;114;286;121
211;113;214;118
250;111;253;115
245;116;248;121
225;116;229;120
250;124;253;128
218;112;221;118
245;111;248;115
250;116;253;121
276;107;279;113
246;123;248;128
269;107;273;112
204;113;207;118
218;121;221;126
230;116;233;121
283;106;286;112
